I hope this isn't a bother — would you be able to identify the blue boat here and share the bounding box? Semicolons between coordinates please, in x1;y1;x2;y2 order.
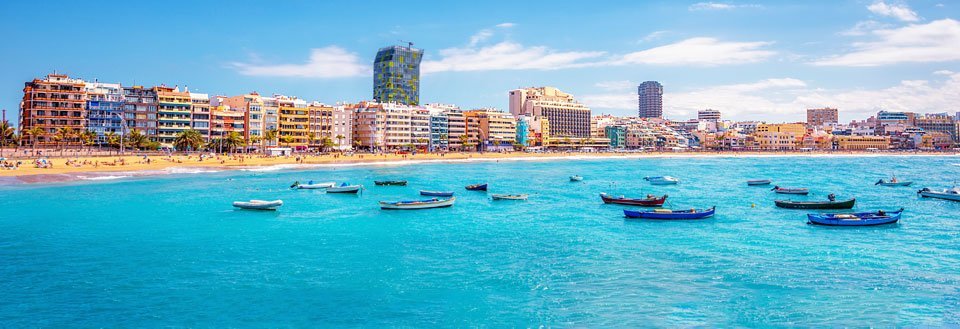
465;183;488;191
420;190;454;197
623;206;715;220
807;208;904;226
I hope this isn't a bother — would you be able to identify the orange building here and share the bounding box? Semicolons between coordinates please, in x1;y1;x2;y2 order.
19;73;87;146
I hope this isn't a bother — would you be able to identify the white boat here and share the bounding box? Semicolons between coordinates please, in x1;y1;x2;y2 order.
492;194;529;200
232;199;283;210
379;197;455;210
570;175;583;182
918;187;960;201
327;184;362;194
747;179;772;186
293;181;336;189
644;176;680;185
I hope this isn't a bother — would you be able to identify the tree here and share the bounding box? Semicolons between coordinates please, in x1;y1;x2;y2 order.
125;129;149;150
415;138;427;151
26;127;45;152
353;138;363;151
81;130;97;155
320;137;334;152
264;129;278;150
104;132;118;149
458;134;469;151
226;131;244;153
335;134;345;151
55;127;75;156
280;135;294;149
0;120;13;157
173;129;205;152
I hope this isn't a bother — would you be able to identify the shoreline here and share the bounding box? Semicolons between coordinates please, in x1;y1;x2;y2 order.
1;151;957;185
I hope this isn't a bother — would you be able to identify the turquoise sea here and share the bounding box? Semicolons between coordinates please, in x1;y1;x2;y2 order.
2;155;960;327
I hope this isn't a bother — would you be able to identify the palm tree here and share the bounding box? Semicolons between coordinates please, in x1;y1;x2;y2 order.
173;129;205;152
415;137;427;152
320;137;334;152
280;135;294;148
0;120;14;157
55;127;75;156
264;129;278;150
458;134;468;152
335;134;345;151
226;131;244;153
353;138;362;151
26;126;45;153
80;130;96;155
126;129;148;150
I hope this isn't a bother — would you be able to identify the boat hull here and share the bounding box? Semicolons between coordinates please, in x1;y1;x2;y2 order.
775;198;856;209
624;207;715;220
466;184;488;191
380;197;456;210
327;185;362;193
492;194;528;200
807;210;903;226
374;181;407;186
233;200;283;210
773;189;809;195
600;193;667;206
919;191;960;201
877;181;913;187
420;191;454;197
297;182;336;189
747;180;772;186
644;176;679;185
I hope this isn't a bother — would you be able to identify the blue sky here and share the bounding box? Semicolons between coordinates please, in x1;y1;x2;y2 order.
1;0;958;124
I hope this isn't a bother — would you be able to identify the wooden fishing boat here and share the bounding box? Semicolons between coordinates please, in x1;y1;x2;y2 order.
420;190;454;197
917;187;960;201
465;183;488;191
600;193;667;206
875;179;913;187
491;194;528;200
747;179;772;186
232;199;283;210
775;197;855;209
771;186;809;195
379;197;455;210
327;184;362;194
374;180;407;186
644;176;679;185
291;181;336;189
570;175;583;182
624;206;715;220
807;208;904;226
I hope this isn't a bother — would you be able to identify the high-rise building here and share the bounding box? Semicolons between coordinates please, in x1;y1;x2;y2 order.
806;107;838;126
19;73;88;146
916;114;957;142
277;96;308;147
373;44;423;105
84;82;124;145
122;86;159;139
638;81;663;119
189;92;210;139
508;86;591;138
698;109;720;121
155;86;192;147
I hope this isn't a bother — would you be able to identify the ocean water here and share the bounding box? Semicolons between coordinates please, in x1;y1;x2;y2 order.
1;155;959;327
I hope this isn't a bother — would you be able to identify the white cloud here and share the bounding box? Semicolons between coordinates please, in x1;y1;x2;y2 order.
934;70;955;75
595;80;636;91
613;37;776;66
867;1;920;22
230;46;370;78
688;2;761;11
422;42;605;73
840;20;890;36
639;31;669;43
495;22;516;28
469;29;494;46
814;19;960;66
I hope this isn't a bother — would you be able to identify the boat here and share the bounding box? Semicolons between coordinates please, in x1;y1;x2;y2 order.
420;190;454;197
232;199;283;210
465;183;488;191
600;193;668;206
291;181;336;189
771;186;809;195
374;180;407;186
491;194;528;200
807;208;904;226
875;179;913;187
327;183;362;194
570;175;583;182
624;206;715;220
747;179;772;186
644;176;679;185
917;187;960;201
379;197;455;210
775;195;855;209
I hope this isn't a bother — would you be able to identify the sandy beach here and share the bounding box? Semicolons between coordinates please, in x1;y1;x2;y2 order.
1;150;957;184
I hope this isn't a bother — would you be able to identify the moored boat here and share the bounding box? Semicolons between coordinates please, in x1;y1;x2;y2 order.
232;199;283;210
491;194;528;200
807;208;904;226
327;183;362;194
775;195;855;209
420;190;454;197
771;186;809;195
624;206;715;220
747;179;772;186
570;175;583;182
374;180;407;186
876;175;912;187
600;193;667;206
465;183;488;191
917;187;960;201
379;197;455;210
644;176;679;185
291;181;336;189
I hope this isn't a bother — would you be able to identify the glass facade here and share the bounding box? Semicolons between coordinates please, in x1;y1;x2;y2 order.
373;45;423;105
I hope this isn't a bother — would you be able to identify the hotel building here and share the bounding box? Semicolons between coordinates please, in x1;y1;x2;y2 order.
806;108;839;127
836;135;890;150
509;87;591;138
373;44;423;105
638;81;663;119
19;73;88;146
698;109;720;121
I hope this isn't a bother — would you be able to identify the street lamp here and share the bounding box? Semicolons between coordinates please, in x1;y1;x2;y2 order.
112;112;126;155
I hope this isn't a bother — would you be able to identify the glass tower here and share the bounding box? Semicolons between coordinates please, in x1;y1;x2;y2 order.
373;44;423;105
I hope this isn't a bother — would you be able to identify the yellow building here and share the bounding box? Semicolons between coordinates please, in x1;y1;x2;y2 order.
754;123;806;150
156;86;192;147
464;109;517;147
277;96;309;147
836;135;890;150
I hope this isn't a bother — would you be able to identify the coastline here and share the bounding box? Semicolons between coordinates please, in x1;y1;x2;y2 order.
1;151;957;185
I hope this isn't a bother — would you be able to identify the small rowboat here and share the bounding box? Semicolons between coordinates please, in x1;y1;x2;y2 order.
570;175;583;182
771;186;809;195
233;199;283;210
379;197;455;210
374;180;407;186
917;187;960;201
600;193;667;206
292;181;336;189
775;198;855;209
466;183;488;191
327;184;362;194
624;206;715;220
644;176;679;185
747;179;772;186
492;194;528;200
807;208;904;226
875;179;913;187
420;190;454;197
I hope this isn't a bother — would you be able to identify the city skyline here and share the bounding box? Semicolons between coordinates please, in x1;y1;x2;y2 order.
1;0;959;125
